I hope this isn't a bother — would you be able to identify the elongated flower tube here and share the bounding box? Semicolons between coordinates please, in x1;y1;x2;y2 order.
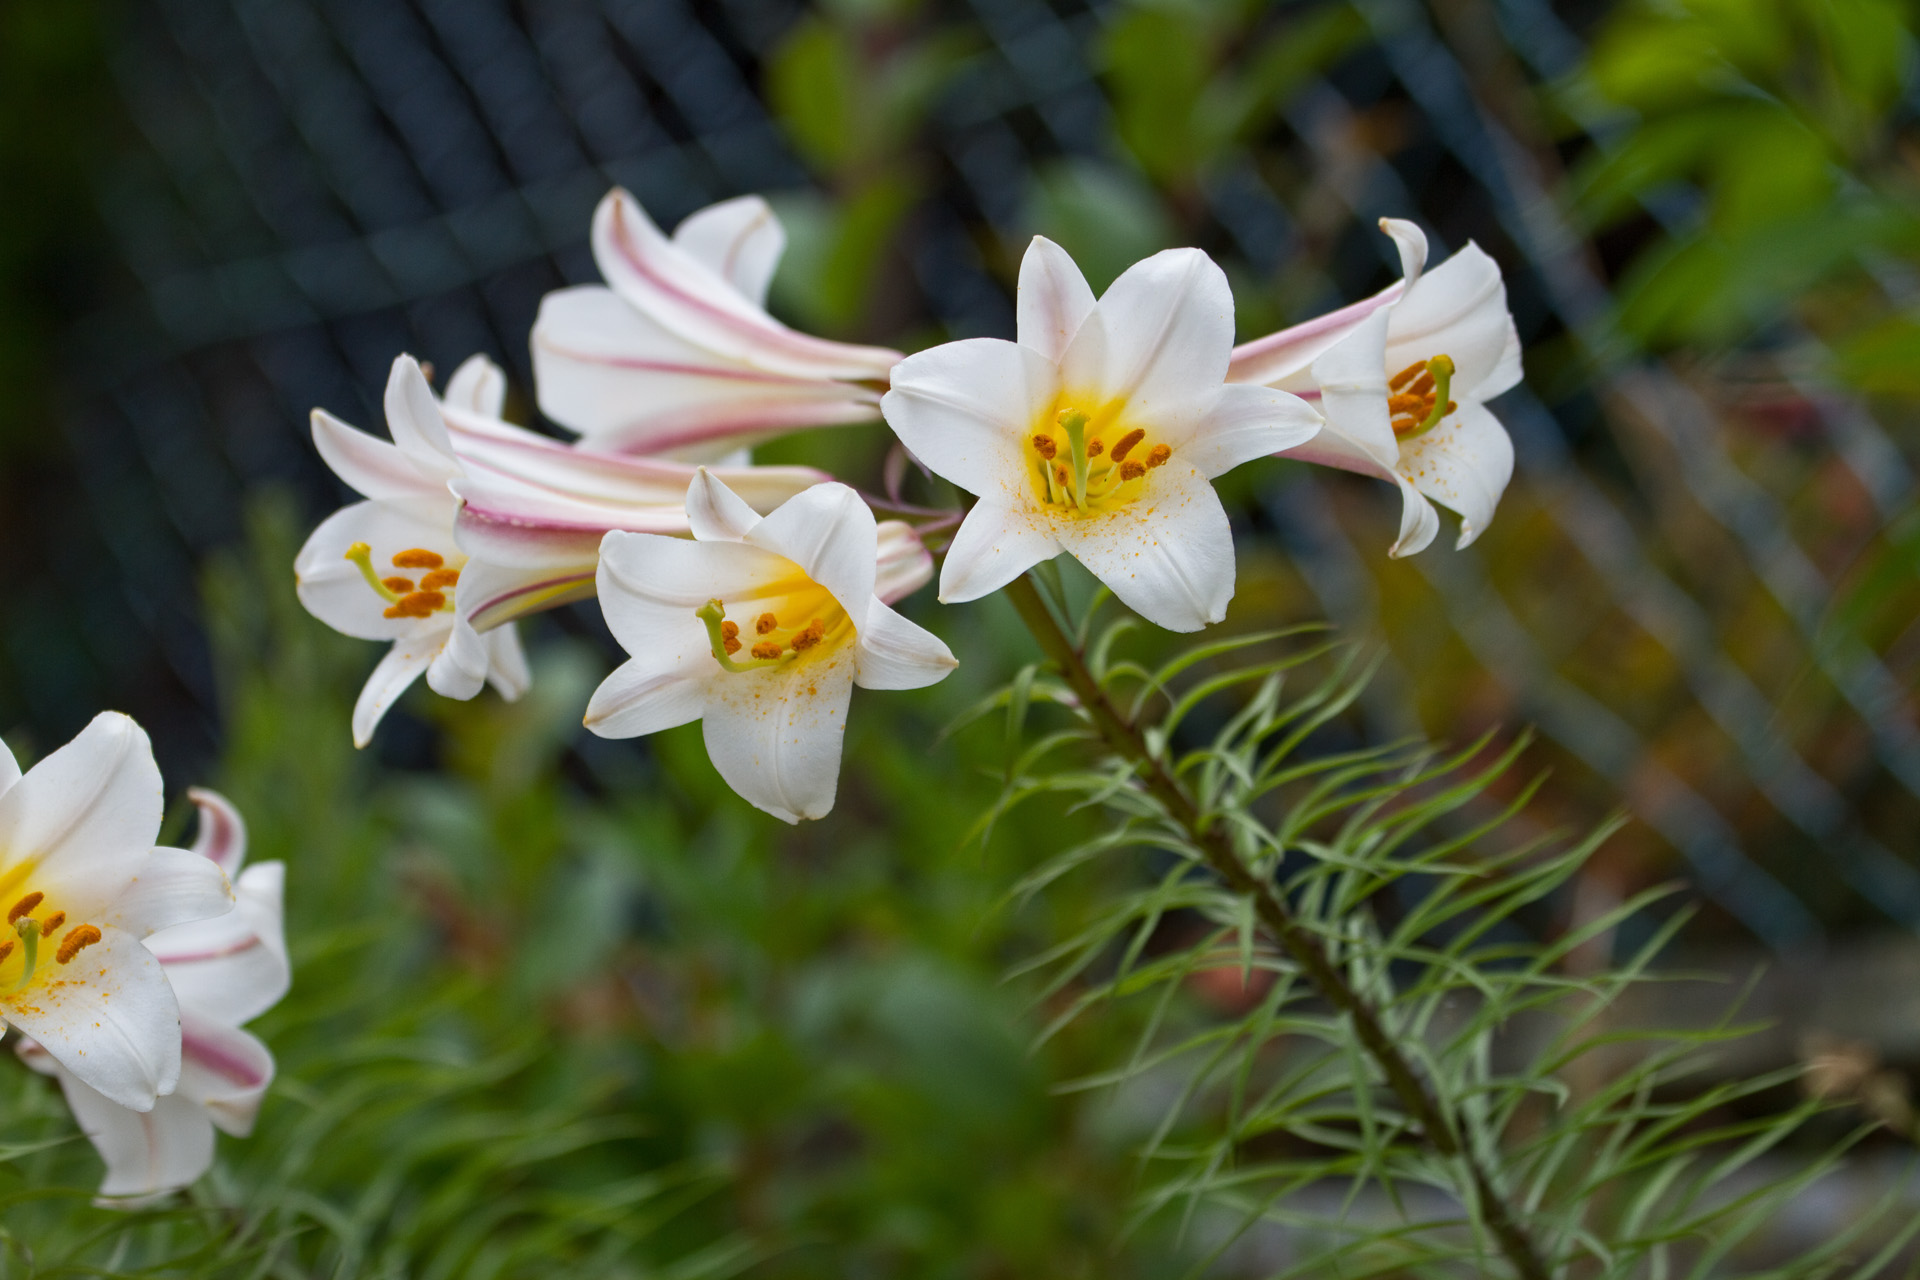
17;789;288;1205
296;354;829;746
533;190;902;459
585;471;957;823
0;715;234;1112
1228;218;1522;556
881;238;1322;632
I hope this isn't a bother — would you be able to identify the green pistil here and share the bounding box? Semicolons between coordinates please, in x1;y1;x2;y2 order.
1058;409;1090;511
696;599;794;673
8;919;39;993
345;542;403;603
1411;355;1455;436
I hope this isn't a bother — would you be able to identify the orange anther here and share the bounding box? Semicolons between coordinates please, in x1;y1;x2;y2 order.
391;548;445;570
56;924;102;964
418;568;460;591
39;912;63;937
1086;440;1104;457
0;940;12;964
1109;429;1145;462
790;620;826;652
755;612;778;635
1031;435;1057;460
1409;371;1436;397
1120;460;1147;481
1388;362;1425;392
1388;394;1426;415
720;620;739;640
1391;416;1420;435
724;636;742;655
382;576;416;594
1145;444;1171;469
750;640;784;660
7;893;43;924
382;590;446;620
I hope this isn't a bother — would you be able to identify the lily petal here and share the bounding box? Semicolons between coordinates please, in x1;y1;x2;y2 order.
58;1073;213;1202
874;521;934;604
1306;307;1401;473
311;409;438;504
1382;242;1512;394
443;354;508;418
583;655;709;738
0;713;161;918
937;501;1062;605
383;355;461;480
1016;235;1097;363
854;603;957;691
687;466;762;542
0;737;21;797
702;653;857;824
1058;248;1233;431
1398;401;1515;549
295;500;457;643
1388;474;1443;558
485;625;532;701
426;616;491;701
744;482;877;622
150;861;288;1027
1182;383;1322;479
1227;283;1404;389
185;788;246;878
351;634;443;747
671;194;784;307
178;1015;274;1136
1053;461;1235;633
7;927;181;1110
94;845;233;939
881;338;1056;498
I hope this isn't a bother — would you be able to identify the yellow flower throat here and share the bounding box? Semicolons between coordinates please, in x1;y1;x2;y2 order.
1028;406;1171;515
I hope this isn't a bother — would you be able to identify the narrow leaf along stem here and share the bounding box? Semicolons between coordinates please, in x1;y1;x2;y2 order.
1002;572;1551;1280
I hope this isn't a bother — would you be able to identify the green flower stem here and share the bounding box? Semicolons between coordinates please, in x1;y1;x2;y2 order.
1002;573;1550;1280
1058;409;1090;511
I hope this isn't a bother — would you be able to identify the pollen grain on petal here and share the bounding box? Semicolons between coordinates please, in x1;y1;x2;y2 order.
7;893;43;925
391;548;446;570
56;925;102;964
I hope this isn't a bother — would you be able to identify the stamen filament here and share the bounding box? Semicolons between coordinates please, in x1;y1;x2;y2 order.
345;543;404;603
697;599;795;673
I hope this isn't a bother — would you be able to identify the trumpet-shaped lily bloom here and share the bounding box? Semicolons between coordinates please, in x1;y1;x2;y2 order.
533;190;902;459
18;788;289;1205
0;715;234;1112
296;354;828;746
585;472;956;823
1228;218;1522;556
880;238;1322;632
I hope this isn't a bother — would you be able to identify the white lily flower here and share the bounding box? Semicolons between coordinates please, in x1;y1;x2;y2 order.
585;472;956;823
533;190;903;460
295;354;829;746
0;714;234;1112
1228;218;1522;556
880;238;1322;632
18;789;288;1206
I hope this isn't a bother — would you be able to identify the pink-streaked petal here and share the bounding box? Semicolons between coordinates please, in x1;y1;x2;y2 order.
584;656;711;740
854;603;956;692
177;1014;274;1136
60;1074;213;1203
1057;248;1233;431
1053;461;1233;633
451;490;629;567
384;355;461;479
591;189;901;381
5;926;181;1110
295;499;458;643
311;409;439;503
352;634;443;748
745;483;877;625
874;522;933;604
1181;383;1322;479
443;354;507;417
1016;235;1096;363
532;285;884;456
185;788;245;877
1398;401;1514;549
1227;283;1404;389
687;467;761;543
453;555;598;633
671;195;784;306
937;501;1061;605
153;861;287;1027
1279;429;1399;484
0;712;161;917
881;338;1055;499
702;649;857;824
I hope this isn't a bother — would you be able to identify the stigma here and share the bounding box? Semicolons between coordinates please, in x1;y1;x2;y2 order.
1027;408;1170;515
345;542;460;619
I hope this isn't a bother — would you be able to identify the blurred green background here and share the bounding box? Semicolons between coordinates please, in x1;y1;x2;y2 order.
2;0;1919;1272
